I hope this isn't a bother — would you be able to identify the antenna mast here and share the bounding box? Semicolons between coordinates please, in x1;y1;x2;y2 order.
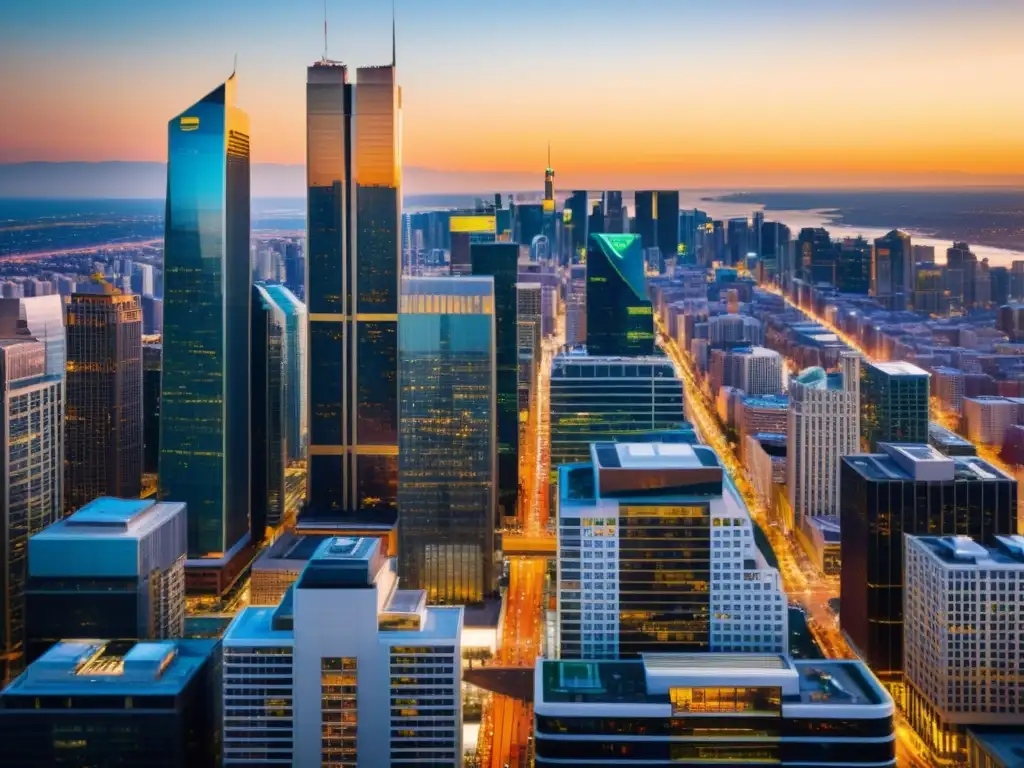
323;0;328;60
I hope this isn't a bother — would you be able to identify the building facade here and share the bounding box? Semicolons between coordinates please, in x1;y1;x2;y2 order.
730;346;784;396
252;284;287;540
516;282;542;419
840;444;1017;678
397;277;496;605
25;498;186;663
160;74;252;570
534;654;896;767
586;234;654;357
0;339;63;685
0;639;220;768
222;537;463;767
556;443;787;660
565;263;587;347
65;293;143;513
860;360;930;451
786;354;860;528
549;353;687;468
143;341;161;474
904;535;1024;763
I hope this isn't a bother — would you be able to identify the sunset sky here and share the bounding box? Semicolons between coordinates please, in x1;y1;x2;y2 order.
2;0;1023;188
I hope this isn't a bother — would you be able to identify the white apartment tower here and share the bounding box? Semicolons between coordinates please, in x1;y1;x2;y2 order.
222;537;463;767
787;352;860;528
904;534;1024;763
730;346;785;396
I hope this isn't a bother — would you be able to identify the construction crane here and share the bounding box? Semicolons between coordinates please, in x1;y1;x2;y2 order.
91;272;122;296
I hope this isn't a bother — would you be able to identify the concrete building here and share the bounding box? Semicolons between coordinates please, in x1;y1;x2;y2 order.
962;395;1020;446
0;639;220;767
534;654;896;768
904;535;1024;763
556;442;787;660
736;395;788;461
25;497;186;663
516;282;542;418
565;263;586;346
787;353;860;529
248;531;328;606
730;345;784;395
747;432;787;508
222;536;463;767
708;313;763;347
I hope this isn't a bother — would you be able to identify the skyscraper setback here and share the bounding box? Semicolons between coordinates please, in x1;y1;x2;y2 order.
160;74;252;586
304;47;402;523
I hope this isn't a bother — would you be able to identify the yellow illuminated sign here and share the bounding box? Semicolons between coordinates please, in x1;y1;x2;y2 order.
180;116;200;132
627;305;653;315
543;199;555;213
450;215;496;234
677;244;687;255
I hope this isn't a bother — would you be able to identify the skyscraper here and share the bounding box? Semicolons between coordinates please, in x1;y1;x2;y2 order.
64;293;143;513
142;341;161;474
516;282;542;418
470;242;519;522
261;284;306;463
565;263;587;347
840;444;1017;677
586;234;654;357
304;52;402;523
945;242;978;310
252;284;287;542
0;340;63;685
397;277;496;604
859;360;930;451
796;227;834;283
603;191;624;233
835;236;872;294
566;190;588;262
160;74;252;585
786;353;860;529
873;230;912;309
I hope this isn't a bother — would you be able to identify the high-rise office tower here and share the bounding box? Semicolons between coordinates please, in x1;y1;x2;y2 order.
835;236;872;294
656;190;680;267
142;341;161;474
760;221;792;280
786;353;860;529
25;498;186;663
252;284;287;542
0;639;221;768
796;227;834;283
603;191;624;233
633;191;657;253
990;264;1010;306
556;442;787;659
64;293;143;513
533;655;896;768
549;353;687;468
543;145;555;211
516;282;542;418
586;234;653;357
222;537;463;767
565;263;587;347
726;217;751;266
0;340;63;685
470;242;519;522
160;74;252;587
259;285;306;463
304;51;402;522
0;294;66;378
904;534;1024;763
945;242;978;310
859;360;930;451
841;444;1017;678
566;190;588;262
397;277;496;604
873;230;912;309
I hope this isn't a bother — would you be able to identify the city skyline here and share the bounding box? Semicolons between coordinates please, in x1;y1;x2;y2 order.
2;1;1024;188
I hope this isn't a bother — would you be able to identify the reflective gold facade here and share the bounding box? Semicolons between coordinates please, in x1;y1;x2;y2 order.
305;60;401;521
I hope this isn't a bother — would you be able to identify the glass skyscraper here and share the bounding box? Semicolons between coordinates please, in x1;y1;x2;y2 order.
860;360;930;451
64;293;143;513
586;234;654;357
397;277;496;604
470;242;520;522
252;284;287;542
305;56;401;522
0;340;63;686
160;74;252;566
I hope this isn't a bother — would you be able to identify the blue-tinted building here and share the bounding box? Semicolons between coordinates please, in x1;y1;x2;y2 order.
566;190;589;262
304;58;401;524
398;277;496;604
261;285;306;463
26;498;186;664
860;360;930;451
586;234;654;357
470;242;520;522
160;74;251;573
0;639;220;768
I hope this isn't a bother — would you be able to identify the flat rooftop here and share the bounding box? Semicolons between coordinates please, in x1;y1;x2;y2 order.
913;535;1024;567
3;639;216;697
253;532;330;571
743;395;788;410
295;536;387;589
844;451;1010;484
31;498;184;543
594;442;719;471
967;727;1024;767
537;655;886;708
869;360;929;377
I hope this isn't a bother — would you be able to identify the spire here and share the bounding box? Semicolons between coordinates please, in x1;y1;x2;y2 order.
547;141;551;170
323;0;329;61
391;0;397;67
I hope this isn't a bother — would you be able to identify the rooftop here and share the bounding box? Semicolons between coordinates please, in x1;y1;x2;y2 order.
967;727;1024;767
597;442;716;471
32;497;183;541
913;535;1024;567
3;639;216;697
843;447;1010;484
742;394;789;410
807;515;841;543
868;360;930;377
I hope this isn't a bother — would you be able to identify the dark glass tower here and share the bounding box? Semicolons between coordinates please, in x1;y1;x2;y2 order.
398;277;496;604
603;191;624;233
65;292;143;513
840;445;1016;677
836;236;872;294
142;342;161;474
860;360;930;451
160;74;251;564
797;227;834;283
304;56;401;522
655;190;680;266
586;234;653;357
633;191;656;251
470;242;519;522
873;229;912;309
566;190;588;263
251;284;287;543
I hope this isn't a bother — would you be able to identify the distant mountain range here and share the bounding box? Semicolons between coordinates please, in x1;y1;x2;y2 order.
0;162;540;199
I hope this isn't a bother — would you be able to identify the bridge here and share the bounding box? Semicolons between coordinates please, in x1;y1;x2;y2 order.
501;535;556;556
